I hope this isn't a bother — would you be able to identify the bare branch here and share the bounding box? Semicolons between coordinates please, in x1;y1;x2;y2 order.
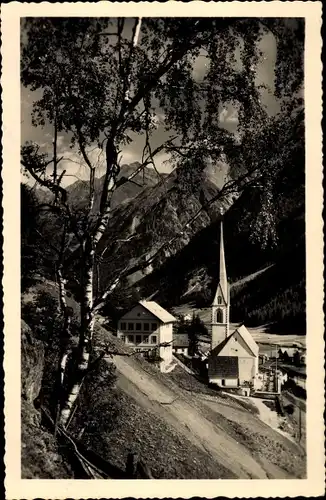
53;114;58;186
98;339;174;358
21;158;68;204
98;31;120;37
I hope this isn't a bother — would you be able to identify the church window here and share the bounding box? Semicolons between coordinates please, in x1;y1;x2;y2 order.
216;309;223;323
217;296;222;305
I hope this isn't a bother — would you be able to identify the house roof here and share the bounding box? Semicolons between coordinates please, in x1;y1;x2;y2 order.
139;300;177;323
279;348;297;357
233;324;259;357
173;333;189;348
208;356;239;378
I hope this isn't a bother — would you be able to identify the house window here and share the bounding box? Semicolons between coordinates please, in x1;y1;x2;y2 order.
143;336;149;344
221;379;226;386
136;323;141;331
151;335;157;344
120;322;126;330
144;323;149;331
128;322;134;331
136;335;142;344
151;322;157;331
216;309;223;323
217;296;222;305
127;335;134;343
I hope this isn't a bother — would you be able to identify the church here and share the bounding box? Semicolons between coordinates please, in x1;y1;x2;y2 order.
208;220;259;389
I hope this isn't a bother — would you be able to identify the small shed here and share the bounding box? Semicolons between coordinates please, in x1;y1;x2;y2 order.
172;333;189;355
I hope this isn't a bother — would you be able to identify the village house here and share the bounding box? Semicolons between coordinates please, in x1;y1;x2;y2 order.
117;300;177;372
207;221;259;389
172;333;189;355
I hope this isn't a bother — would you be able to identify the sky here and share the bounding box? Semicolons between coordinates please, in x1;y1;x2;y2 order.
21;20;279;187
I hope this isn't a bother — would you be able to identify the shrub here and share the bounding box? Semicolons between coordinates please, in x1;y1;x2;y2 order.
70;359;120;454
285;403;294;415
22;290;78;414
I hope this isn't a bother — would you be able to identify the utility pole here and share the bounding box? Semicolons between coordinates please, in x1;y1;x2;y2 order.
275;343;278;392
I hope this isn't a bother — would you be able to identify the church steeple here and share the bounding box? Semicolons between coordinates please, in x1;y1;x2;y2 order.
211;218;230;349
216;220;227;304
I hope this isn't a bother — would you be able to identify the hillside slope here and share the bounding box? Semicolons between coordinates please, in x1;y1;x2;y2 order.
96;166;232;296
71;326;305;479
125;182;305;333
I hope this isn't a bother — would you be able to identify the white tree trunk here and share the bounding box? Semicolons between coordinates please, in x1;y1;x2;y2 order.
57;267;71;382
59;244;95;427
59;18;143;428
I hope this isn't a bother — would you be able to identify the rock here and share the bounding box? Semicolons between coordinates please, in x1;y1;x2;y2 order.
21;399;73;479
21;319;45;403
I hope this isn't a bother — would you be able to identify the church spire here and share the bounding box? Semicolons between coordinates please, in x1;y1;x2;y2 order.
211;216;230;348
218;220;228;302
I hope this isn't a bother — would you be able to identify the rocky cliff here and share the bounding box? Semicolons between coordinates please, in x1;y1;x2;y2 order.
21;319;74;478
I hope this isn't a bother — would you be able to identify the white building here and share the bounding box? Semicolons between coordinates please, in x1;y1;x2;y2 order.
207;220;259;389
117;300;177;372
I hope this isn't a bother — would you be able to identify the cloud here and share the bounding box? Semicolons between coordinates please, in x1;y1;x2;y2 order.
150;151;173;174
219;107;238;124
119;150;138;166
192;50;210;82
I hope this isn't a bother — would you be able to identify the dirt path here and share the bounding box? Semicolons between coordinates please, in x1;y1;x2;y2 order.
112;355;268;479
250;398;295;441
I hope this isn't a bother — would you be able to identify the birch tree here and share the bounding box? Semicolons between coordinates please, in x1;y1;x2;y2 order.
21;17;304;426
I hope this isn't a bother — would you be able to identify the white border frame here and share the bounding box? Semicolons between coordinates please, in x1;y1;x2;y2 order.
2;2;324;498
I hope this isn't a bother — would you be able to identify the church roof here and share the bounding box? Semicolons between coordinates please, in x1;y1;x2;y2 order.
209;324;259;358
210;334;234;356
208;356;239;378
139;300;177;323
233;325;259;357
